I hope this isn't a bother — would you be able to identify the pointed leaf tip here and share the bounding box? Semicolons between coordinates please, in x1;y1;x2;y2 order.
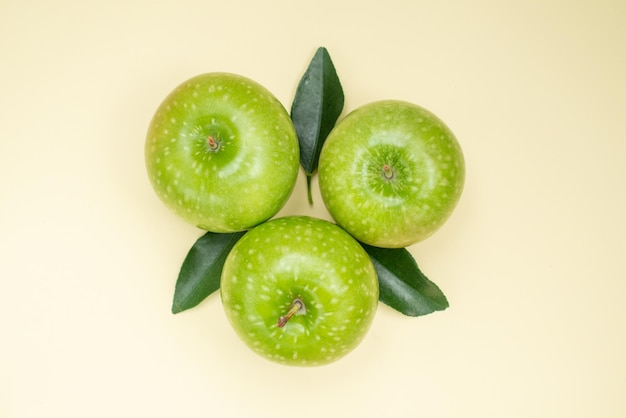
172;230;245;314
361;243;449;317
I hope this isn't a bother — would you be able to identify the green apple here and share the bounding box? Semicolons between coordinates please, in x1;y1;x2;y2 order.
318;100;465;248
145;72;300;232
220;216;379;366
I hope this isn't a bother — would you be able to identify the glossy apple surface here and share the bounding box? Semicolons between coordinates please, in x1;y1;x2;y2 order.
318;100;465;248
220;216;379;366
145;72;299;232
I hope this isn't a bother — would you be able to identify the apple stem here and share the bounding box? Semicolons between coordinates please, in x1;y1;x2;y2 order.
277;298;304;328
383;164;394;180
207;136;220;151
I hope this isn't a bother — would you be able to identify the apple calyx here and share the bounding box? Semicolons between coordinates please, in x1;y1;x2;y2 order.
382;164;395;180
206;135;221;152
277;298;305;328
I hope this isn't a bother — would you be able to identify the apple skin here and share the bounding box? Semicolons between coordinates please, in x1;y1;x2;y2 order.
220;216;379;367
318;100;465;248
145;72;300;232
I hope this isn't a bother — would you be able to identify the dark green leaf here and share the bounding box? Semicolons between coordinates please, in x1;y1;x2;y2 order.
172;230;246;314
290;47;344;202
361;243;449;316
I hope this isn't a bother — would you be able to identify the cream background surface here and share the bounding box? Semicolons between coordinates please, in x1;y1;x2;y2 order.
1;1;625;417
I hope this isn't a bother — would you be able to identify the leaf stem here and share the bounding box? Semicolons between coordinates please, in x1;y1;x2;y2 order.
306;175;313;205
277;298;305;328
